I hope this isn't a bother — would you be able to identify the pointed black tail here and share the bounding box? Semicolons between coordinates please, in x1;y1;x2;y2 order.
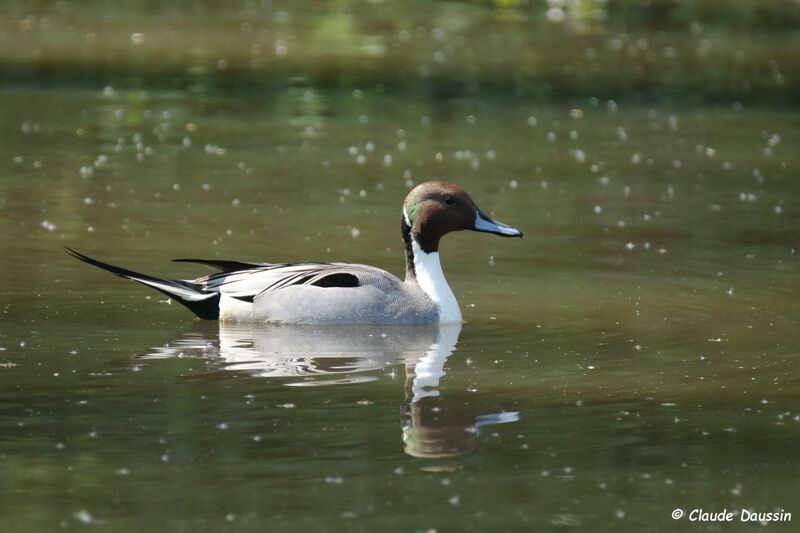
66;247;220;320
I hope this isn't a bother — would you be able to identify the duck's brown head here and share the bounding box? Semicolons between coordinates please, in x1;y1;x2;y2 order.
402;180;522;254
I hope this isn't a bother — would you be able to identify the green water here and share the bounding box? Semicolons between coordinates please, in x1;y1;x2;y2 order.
1;85;798;532
2;1;800;531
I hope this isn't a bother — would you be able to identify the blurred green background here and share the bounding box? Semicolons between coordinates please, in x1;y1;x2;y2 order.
2;0;799;103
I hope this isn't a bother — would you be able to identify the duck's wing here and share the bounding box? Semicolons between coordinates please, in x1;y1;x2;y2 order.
67;248;382;320
172;258;271;272
196;262;373;302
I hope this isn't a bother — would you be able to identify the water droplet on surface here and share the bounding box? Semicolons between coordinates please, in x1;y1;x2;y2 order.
74;511;93;524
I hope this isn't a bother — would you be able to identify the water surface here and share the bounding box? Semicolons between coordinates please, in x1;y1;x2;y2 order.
1;81;799;531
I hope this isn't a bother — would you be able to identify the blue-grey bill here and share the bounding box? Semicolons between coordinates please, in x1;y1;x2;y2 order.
473;211;523;237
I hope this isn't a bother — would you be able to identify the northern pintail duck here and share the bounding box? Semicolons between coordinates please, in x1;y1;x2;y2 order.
68;180;522;324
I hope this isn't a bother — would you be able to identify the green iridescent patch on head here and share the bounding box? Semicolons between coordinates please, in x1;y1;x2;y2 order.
403;190;424;223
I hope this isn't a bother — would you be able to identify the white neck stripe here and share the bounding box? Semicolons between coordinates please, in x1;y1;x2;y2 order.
410;237;462;323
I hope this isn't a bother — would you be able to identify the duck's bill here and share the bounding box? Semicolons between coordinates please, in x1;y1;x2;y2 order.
473;210;523;237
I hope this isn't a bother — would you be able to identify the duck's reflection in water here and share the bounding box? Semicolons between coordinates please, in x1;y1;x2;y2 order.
402;324;519;457
146;322;518;458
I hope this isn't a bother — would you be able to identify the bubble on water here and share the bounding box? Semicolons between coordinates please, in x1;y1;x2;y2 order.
40;220;57;232
383;154;392;166
668;115;678;131
739;192;757;202
204;144;225;156
593;205;603;214
448;495;461;506
130;33;145;45
325;476;344;484
767;133;781;148
351;228;361;238
630;153;641;165
274;40;288;57
626;242;635;250
509;180;518;189
74;511;93;524
527;116;538;127
546;132;556;142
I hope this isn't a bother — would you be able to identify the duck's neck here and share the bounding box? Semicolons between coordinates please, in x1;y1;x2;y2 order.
402;211;462;323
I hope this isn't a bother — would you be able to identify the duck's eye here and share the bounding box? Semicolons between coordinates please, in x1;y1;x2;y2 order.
445;197;456;205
